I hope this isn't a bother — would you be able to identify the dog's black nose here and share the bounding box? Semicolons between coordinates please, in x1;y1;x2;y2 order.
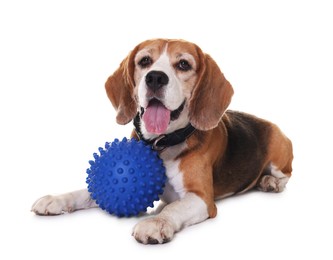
145;70;169;91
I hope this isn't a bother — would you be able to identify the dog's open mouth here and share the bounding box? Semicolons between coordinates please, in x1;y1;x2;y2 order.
142;99;185;134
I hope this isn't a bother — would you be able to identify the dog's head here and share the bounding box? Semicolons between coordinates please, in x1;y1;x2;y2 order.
105;39;233;138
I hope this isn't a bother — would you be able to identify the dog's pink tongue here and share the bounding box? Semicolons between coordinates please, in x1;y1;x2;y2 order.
142;100;171;134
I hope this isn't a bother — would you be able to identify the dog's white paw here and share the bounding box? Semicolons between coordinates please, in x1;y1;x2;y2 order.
132;217;175;244
258;175;288;193
31;195;73;215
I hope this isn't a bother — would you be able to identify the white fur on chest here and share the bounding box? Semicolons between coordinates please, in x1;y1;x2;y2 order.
161;159;185;203
159;144;187;204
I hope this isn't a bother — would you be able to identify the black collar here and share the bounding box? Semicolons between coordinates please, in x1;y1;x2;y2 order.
133;113;196;151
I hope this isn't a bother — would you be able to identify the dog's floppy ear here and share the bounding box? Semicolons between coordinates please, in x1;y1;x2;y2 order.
105;48;138;125
188;51;234;131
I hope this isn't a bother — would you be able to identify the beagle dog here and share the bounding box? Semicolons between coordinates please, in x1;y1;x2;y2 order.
32;39;293;244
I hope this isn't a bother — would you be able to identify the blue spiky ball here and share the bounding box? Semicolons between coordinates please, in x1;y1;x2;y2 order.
86;137;166;217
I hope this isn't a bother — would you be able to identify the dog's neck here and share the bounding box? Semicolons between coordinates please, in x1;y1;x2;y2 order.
133;113;196;151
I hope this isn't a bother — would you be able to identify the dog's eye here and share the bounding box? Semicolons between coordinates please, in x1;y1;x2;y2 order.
138;56;152;68
176;59;192;71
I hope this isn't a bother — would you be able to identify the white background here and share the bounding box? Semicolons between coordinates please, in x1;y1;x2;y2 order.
1;0;332;259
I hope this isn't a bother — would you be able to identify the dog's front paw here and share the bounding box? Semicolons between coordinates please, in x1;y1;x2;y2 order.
132;217;175;244
31;195;73;215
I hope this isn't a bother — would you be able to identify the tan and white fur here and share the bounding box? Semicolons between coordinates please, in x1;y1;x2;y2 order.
32;39;293;244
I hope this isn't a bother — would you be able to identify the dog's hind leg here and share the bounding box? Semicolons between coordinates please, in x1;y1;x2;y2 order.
257;123;293;193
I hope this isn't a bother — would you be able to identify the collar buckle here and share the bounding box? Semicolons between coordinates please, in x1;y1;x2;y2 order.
152;135;167;151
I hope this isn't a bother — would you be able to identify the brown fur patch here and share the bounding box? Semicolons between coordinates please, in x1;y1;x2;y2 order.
266;124;293;176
